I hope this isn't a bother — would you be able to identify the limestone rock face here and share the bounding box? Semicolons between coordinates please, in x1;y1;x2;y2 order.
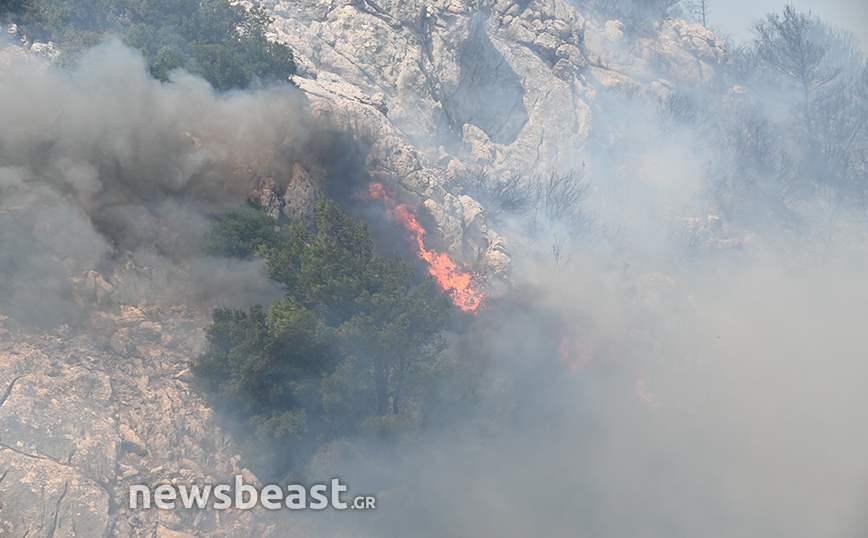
0;449;111;538
282;162;322;223
0;308;259;538
250;0;726;276
0;364;118;485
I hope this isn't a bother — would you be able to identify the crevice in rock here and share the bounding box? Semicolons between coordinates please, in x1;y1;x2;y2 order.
1;443;62;464
444;14;528;145
0;375;22;409
357;0;399;28
0;445;111;495
45;480;68;538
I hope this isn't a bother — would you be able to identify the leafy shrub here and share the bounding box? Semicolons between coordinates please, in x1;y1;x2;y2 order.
8;0;296;90
193;198;453;478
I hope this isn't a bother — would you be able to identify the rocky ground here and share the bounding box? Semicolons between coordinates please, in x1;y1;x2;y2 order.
241;0;727;276
0;296;261;537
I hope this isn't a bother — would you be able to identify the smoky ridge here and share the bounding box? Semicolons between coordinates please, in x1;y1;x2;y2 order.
0;1;867;537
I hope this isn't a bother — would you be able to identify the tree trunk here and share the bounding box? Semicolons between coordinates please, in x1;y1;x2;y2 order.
374;361;389;416
391;390;400;415
802;82;815;145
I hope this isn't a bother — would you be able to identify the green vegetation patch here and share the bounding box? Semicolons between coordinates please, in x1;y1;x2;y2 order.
6;0;295;90
193;198;462;479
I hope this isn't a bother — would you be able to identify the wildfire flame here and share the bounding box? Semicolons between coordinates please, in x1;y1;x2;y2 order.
363;182;485;312
558;337;594;374
559;335;662;408
635;377;661;408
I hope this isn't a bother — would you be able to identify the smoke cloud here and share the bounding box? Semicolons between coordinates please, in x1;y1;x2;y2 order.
305;8;868;536
0;38;314;325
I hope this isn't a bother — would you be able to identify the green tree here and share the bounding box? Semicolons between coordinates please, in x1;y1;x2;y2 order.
264;198;452;421
202;207;280;260
193;197;452;474
192;303;324;477
8;0;295;90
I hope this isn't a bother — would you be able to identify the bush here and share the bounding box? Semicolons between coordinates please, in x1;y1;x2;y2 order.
193;198;453;478
8;0;296;90
202;207;280;260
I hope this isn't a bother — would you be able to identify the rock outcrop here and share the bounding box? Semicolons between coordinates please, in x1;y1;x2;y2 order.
0;302;262;537
245;0;726;276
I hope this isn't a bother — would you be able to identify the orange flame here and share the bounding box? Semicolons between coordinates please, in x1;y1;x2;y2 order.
363;182;485;311
559;335;663;408
558;337;594;373
635;377;662;408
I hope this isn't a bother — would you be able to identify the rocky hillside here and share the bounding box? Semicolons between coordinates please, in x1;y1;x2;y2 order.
255;0;725;272
0;298;293;538
0;1;728;536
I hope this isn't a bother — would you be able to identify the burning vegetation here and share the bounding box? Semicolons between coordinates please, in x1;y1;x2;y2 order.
364;182;486;312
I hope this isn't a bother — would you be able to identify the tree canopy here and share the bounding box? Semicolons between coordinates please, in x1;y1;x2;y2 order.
7;0;295;90
192;198;454;478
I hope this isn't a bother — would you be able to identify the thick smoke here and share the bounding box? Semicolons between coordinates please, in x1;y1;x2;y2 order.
0;39;314;325
305;7;868;538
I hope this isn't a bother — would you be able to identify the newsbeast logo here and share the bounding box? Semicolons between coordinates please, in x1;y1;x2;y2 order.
130;476;375;510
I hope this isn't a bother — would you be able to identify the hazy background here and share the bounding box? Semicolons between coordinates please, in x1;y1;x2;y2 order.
712;0;867;52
